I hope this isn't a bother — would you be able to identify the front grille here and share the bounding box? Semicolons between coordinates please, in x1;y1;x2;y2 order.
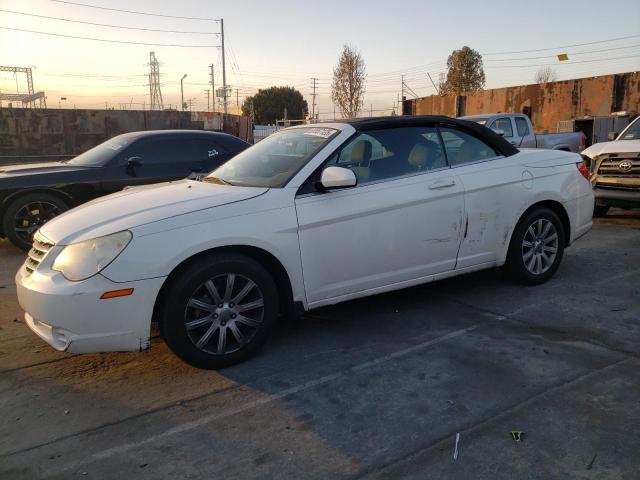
25;234;55;274
596;152;640;177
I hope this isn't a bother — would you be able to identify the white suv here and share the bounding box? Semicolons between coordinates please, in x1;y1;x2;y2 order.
16;117;594;369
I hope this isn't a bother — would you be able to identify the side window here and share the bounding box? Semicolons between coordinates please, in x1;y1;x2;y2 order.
134;138;187;164
515;117;530;137
439;127;498;166
326;127;447;184
489;117;513;137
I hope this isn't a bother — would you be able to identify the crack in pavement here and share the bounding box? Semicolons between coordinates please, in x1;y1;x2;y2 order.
4;326;478;477
435;292;640;359
349;355;636;480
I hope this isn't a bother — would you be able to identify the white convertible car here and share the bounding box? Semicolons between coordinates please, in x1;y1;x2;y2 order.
16;116;594;368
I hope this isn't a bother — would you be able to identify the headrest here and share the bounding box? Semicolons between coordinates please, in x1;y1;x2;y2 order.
408;140;440;167
351;140;372;165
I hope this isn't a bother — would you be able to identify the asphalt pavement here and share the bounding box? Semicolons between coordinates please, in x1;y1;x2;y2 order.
0;210;638;479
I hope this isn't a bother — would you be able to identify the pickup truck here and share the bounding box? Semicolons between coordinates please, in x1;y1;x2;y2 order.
461;113;585;152
581;115;640;216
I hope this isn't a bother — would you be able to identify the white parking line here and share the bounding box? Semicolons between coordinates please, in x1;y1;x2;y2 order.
51;325;477;475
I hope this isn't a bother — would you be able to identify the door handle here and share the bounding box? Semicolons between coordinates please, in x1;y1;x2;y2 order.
428;178;456;190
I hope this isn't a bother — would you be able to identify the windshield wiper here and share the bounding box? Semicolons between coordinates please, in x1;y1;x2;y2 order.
203;176;235;186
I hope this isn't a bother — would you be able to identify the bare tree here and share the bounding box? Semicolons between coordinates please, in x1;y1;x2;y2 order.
535;66;557;84
440;46;485;95
331;45;366;118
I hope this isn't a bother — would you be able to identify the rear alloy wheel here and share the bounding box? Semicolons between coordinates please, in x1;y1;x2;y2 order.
159;254;279;369
3;193;68;251
504;208;565;285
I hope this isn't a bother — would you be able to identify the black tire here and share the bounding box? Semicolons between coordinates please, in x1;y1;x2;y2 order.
504;208;565;285
593;205;610;217
2;193;69;251
159;253;279;369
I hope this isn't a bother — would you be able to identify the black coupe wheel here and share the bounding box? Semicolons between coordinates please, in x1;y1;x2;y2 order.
504;208;565;285
3;193;68;251
159;253;279;369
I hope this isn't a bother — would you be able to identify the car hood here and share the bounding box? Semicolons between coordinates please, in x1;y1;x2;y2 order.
0;161;91;176
40;180;268;244
582;140;640;158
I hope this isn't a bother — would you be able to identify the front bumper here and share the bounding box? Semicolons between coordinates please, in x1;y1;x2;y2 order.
593;187;640;208
16;265;166;353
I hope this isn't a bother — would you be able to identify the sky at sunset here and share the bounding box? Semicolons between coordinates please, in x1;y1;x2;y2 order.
1;0;639;118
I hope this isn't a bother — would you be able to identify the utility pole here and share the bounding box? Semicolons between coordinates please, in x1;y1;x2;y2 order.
180;74;187;111
310;77;318;121
209;64;215;113
220;18;227;114
236;88;239;109
204;89;210;111
401;74;404;115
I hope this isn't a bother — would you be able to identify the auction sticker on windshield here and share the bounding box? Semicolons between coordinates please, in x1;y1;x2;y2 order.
304;128;336;138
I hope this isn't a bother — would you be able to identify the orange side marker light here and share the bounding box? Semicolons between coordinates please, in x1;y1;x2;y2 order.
100;288;134;299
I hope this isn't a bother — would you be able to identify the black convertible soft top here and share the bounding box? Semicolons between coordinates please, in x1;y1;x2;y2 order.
336;115;519;158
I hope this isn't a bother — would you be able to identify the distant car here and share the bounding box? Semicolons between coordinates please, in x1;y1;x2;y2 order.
581;116;640;216
16;116;594;369
461;113;585;152
0;130;249;250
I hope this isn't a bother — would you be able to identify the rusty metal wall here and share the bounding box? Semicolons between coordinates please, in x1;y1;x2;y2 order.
0;108;252;164
408;72;640;133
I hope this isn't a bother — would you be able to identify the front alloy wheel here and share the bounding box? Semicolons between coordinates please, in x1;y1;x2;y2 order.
160;253;279;369
185;274;264;355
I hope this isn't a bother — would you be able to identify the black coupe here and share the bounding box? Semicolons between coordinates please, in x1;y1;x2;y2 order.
0;130;249;250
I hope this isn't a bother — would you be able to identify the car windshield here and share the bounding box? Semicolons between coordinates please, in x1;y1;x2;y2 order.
205;127;338;187
620;118;640;140
64;134;134;166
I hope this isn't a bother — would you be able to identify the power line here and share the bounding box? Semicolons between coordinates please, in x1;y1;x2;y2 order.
310;77;318;119
41;71;147;80
484;43;640;62
50;0;218;21
482;33;640;55
0;26;220;47
486;54;640;69
0;9;218;34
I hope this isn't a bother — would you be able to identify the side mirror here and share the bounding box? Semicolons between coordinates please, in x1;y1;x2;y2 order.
127;156;143;168
491;128;506;137
316;166;357;192
607;132;618;141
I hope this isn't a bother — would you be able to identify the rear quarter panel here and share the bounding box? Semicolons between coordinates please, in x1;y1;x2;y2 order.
497;150;593;261
455;149;591;268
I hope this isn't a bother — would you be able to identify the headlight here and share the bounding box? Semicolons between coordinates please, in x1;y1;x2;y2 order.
52;231;132;281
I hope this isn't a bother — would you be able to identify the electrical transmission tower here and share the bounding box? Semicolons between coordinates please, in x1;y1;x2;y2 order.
148;51;164;110
0;66;46;108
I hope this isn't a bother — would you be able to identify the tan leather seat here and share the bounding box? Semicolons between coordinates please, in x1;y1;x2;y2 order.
408;140;445;171
349;139;372;182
